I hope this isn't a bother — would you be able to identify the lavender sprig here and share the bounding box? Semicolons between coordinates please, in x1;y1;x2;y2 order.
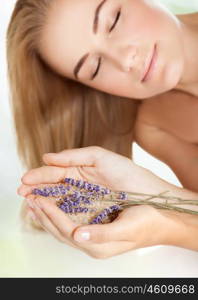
89;205;122;224
31;177;198;224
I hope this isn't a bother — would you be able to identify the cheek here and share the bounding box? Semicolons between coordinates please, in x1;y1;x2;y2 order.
125;0;173;42
83;1;180;99
88;71;142;99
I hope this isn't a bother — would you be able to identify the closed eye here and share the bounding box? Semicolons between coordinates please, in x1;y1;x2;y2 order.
90;57;102;80
91;10;121;81
109;10;121;32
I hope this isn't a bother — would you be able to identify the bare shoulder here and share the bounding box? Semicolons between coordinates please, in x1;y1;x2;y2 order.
134;112;170;164
176;12;198;26
134;90;173;137
134;98;198;191
135;90;177;130
133;90;184;162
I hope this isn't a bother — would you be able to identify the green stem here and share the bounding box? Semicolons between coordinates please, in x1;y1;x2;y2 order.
120;201;198;215
114;190;198;202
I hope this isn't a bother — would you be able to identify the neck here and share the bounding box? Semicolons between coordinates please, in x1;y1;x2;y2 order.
174;14;198;97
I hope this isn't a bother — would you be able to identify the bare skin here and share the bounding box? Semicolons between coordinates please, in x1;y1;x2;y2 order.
138;89;198;145
18;147;198;257
39;0;198;99
17;2;198;257
38;0;198;149
135;13;198;193
38;0;198;190
138;12;198;144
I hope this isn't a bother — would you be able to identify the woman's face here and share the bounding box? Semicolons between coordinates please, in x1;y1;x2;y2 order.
39;0;184;99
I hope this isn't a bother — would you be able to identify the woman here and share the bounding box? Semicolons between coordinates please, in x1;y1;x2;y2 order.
7;0;198;258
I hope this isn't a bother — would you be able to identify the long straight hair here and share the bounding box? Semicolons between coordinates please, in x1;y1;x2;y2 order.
6;0;140;229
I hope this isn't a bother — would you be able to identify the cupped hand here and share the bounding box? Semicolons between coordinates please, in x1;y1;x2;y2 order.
21;194;168;258
17;146;169;258
21;146;143;192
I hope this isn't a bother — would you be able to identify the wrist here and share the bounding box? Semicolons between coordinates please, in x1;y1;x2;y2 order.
147;208;178;247
124;163;198;250
127;165;172;195
156;209;198;251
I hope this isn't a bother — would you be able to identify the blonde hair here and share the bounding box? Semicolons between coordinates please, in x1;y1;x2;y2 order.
6;0;140;229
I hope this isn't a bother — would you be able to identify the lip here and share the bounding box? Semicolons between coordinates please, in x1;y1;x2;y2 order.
141;44;157;83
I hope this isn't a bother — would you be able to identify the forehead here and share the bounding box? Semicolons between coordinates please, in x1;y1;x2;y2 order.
39;0;99;79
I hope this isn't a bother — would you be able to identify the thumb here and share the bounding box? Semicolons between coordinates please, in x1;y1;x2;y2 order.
73;217;127;244
43;146;104;167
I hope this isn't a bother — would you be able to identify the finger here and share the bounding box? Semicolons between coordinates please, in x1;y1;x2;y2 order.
18;183;49;197
26;202;79;249
17;182;65;198
72;214;129;244
42;146;105;167
26;208;42;227
26;194;78;240
82;240;135;259
21;165;67;185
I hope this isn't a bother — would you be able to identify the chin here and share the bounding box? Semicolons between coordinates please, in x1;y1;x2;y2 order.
166;59;184;89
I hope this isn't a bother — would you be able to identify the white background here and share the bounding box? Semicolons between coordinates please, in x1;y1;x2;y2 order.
1;0;198;277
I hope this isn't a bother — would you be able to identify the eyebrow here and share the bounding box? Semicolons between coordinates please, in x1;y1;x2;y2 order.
73;0;108;80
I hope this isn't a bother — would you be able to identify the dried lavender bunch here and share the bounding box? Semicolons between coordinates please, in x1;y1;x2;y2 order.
31;177;198;225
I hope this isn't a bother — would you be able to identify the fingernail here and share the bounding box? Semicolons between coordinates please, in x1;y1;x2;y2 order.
74;231;90;242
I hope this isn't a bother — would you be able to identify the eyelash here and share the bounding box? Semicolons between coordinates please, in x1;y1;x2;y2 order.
109;10;121;32
91;10;121;80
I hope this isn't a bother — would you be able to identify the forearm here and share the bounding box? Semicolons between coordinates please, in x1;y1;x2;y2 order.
130;167;198;251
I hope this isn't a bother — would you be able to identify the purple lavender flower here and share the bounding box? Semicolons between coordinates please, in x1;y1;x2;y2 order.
89;205;121;224
118;192;128;200
93;185;100;192
64;178;72;184
32;187;42;196
75;180;82;188
73;191;81;199
77;207;89;213
64;178;86;189
32;178;124;225
63;177;111;196
99;188;111;196
63;193;93;206
51;187;57;196
110;205;121;212
32;184;70;197
32;188;48;197
88;183;95;191
70;198;81;206
62;197;75;207
32;188;39;195
41;188;48;197
58;186;67;195
70;178;76;186
82;196;93;205
58;202;90;214
45;187;52;196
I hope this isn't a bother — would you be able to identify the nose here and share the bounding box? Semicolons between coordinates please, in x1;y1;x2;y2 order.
99;43;138;73
120;46;137;72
